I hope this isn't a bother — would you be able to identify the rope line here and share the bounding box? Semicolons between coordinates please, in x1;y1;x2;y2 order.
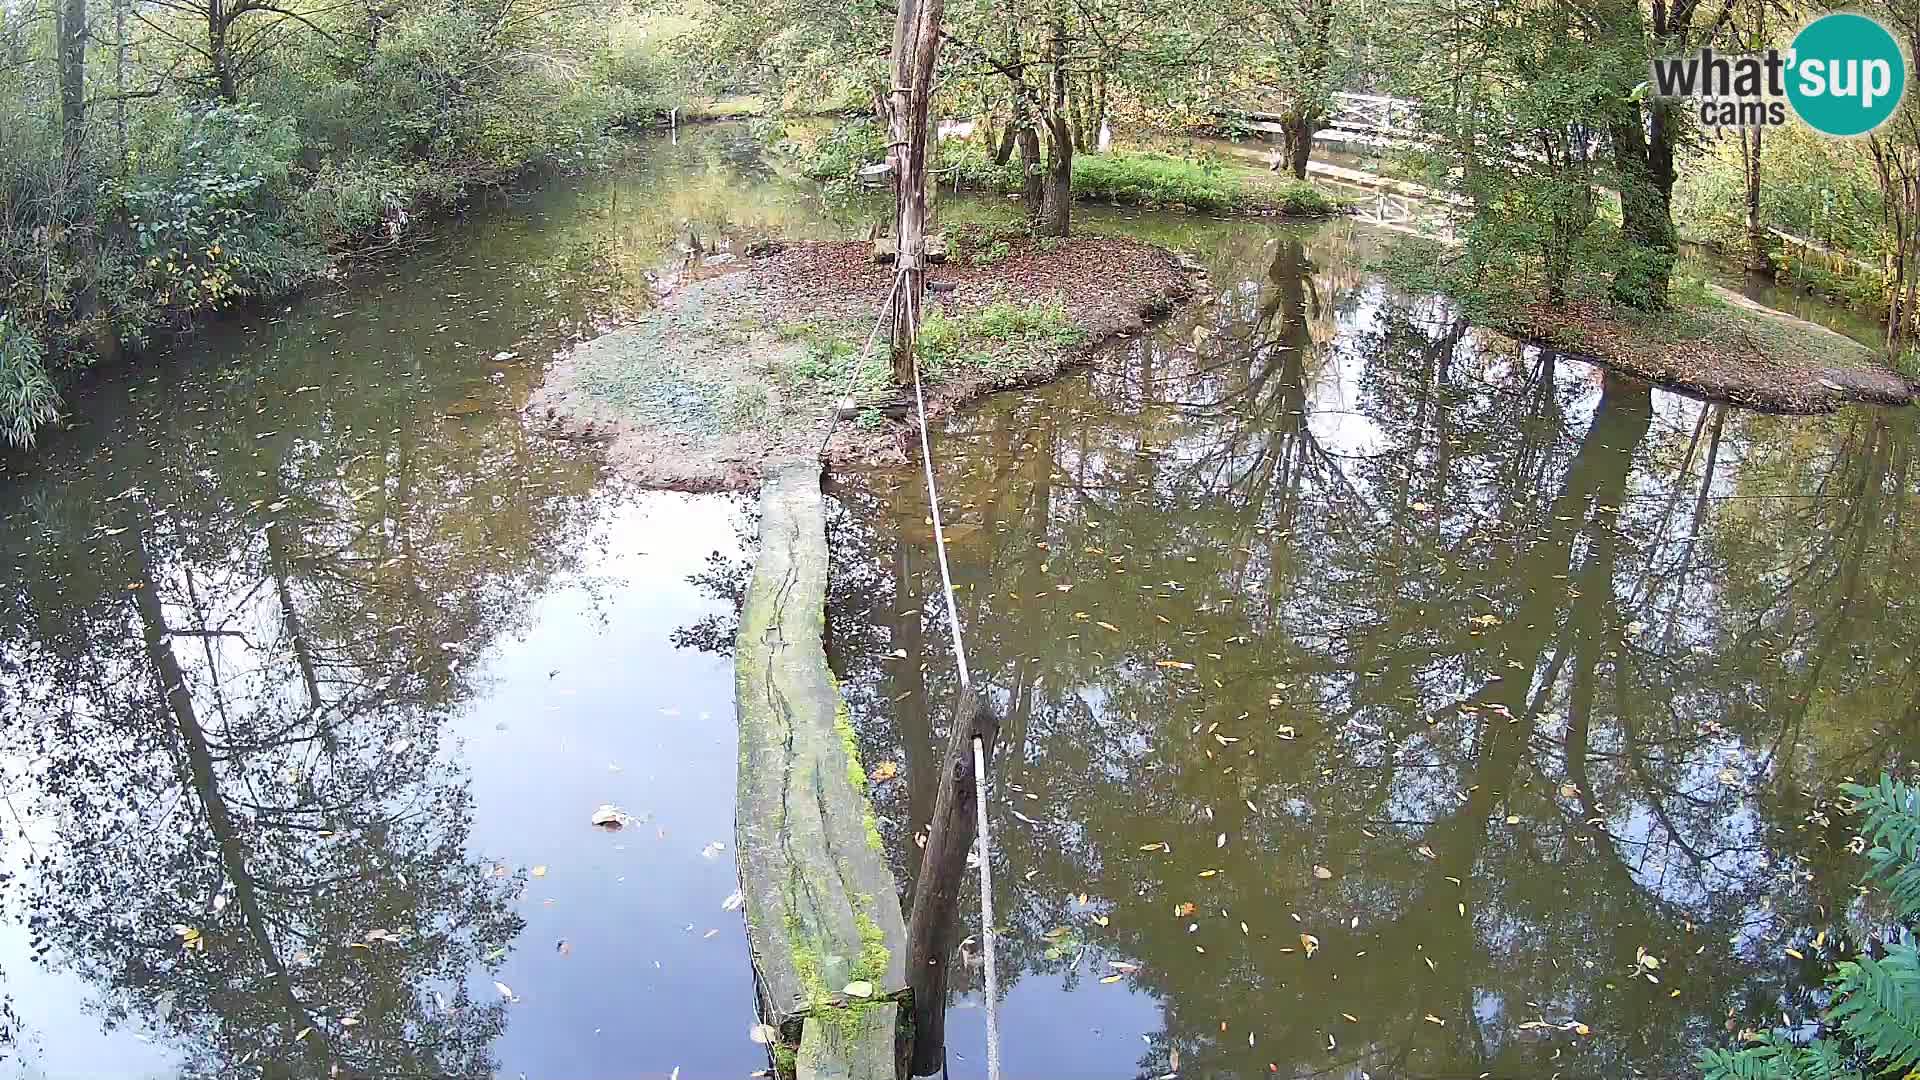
903;272;996;1080
906;304;972;689
972;734;1002;1080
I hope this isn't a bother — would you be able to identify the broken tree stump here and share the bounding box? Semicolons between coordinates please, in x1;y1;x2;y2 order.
903;683;998;1079
736;462;909;1075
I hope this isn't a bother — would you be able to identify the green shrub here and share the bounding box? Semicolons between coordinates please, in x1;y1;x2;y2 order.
113;106;320;317
789;120;888;181
1071;151;1236;211
1264;179;1342;216
0;320;58;448
937;138;1021;190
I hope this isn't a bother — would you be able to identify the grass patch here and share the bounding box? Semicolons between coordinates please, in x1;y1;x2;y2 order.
779;121;1344;216
684;95;764;119
918;296;1087;377
1073;151;1345;215
1072;151;1238;211
775;322;892;396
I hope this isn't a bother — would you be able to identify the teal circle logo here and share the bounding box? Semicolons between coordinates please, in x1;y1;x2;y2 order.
1787;13;1906;136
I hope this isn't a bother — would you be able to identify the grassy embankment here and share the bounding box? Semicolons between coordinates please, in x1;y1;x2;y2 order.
781;119;1347;217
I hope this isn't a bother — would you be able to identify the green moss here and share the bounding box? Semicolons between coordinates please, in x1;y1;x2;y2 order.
771;1043;798;1078
854;906;890;982
834;695;867;796
785;914;892;1042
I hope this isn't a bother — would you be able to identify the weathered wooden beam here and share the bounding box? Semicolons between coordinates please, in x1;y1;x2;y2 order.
903;684;999;1079
798;1003;898;1080
736;463;909;1058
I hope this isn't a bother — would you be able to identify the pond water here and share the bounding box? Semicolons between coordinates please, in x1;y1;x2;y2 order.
1;124;1913;1080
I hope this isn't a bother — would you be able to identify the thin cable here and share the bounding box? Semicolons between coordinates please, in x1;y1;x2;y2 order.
972;735;1001;1080
907;317;970;687
901;250;995;1078
818;271;907;460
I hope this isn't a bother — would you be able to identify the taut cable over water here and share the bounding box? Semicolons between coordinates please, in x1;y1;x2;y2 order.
898;262;1003;1080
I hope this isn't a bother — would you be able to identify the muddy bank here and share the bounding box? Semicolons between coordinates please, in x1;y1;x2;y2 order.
1505;286;1918;413
527;234;1198;489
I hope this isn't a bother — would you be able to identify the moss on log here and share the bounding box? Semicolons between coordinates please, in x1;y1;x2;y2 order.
796;1003;898;1080
736;462;909;1047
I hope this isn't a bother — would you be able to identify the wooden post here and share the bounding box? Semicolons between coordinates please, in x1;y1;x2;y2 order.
903;684;999;1079
886;0;944;384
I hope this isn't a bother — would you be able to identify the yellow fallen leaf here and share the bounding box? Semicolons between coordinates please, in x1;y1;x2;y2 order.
869;760;899;783
1425;1014;1446;1026
531;865;548;878
1300;933;1320;957
1156;660;1195;670
1100;974;1124;984
1313;865;1332;880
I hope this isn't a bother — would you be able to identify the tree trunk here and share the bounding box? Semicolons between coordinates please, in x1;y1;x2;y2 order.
1018;120;1043;212
1742;125;1769;273
885;0;944;383
58;0;87;156
1278;113;1315;180
990;119;1015;165
1036;17;1071;237
210;0;238;101
114;0;128;159
1609;104;1677;309
1038;115;1072;236
904;685;998;1079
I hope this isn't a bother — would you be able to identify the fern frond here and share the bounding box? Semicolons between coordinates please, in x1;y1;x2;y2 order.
1845;776;1920;919
1828;945;1920;1072
1699;1037;1865;1080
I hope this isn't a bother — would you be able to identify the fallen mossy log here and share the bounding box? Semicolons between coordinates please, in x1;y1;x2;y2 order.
736;461;909;1077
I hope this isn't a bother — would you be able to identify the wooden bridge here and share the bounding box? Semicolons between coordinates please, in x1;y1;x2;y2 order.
1230;92;1426;151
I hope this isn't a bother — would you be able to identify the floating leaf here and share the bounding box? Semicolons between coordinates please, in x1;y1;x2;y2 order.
531;865;548;878
869;761;899;783
590;804;630;830
722;890;745;911
1312;865;1332;880
750;1023;778;1044
1300;933;1320;957
494;981;515;1000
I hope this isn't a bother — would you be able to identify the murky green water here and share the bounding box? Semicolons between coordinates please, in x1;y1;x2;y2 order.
1;125;1913;1080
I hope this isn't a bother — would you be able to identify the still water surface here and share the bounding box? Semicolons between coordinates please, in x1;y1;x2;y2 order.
0;125;1912;1079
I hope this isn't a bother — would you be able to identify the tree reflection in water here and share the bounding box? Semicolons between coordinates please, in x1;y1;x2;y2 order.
0;329;608;1076
725;221;1920;1079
